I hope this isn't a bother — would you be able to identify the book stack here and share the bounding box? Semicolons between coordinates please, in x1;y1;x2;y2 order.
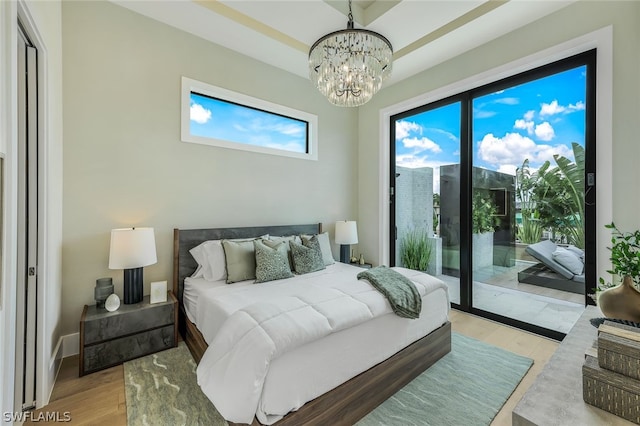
582;320;640;424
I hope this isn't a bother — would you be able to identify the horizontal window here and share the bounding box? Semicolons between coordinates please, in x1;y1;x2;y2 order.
181;77;318;160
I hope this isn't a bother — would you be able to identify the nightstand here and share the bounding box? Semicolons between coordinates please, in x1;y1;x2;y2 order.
350;262;373;269
79;292;178;376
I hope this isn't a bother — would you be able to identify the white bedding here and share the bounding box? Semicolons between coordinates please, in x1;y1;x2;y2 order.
188;263;449;424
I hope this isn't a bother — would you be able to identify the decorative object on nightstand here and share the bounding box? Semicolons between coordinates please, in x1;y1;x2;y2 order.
79;292;177;376
150;281;168;304
359;253;365;265
350;249;357;264
104;293;120;312
335;220;358;264
94;277;113;309
108;227;157;304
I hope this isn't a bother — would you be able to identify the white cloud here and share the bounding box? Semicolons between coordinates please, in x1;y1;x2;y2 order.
540;100;585;117
402;137;442;153
534;121;555;141
568;101;585;112
190;102;212;124
478;132;538;165
514;118;534;135
396;120;422;139
474;109;497;119
478;132;575;169
523;110;535;121
540;100;565;116
494;97;519;105
497;164;518;176
532;143;574;163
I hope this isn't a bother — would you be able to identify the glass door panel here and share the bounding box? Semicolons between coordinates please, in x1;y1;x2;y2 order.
471;66;587;333
393;101;462;304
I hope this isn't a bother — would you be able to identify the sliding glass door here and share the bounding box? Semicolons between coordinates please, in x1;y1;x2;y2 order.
391;99;463;304
390;50;596;339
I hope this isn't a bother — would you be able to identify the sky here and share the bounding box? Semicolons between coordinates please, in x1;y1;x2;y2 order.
395;65;587;193
189;92;308;154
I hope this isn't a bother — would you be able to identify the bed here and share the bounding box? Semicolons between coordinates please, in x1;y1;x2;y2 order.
173;223;451;425
517;239;585;294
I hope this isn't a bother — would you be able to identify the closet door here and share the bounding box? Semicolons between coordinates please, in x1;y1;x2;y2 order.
15;23;38;411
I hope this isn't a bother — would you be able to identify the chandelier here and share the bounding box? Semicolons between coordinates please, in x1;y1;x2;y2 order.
308;0;393;107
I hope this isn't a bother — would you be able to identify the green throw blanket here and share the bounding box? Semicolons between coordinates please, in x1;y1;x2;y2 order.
357;266;422;319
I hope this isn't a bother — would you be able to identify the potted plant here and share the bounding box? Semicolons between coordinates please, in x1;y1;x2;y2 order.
400;228;432;272
472;192;499;270
596;222;640;322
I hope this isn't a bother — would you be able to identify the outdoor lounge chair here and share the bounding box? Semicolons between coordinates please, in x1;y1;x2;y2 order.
517;239;585;294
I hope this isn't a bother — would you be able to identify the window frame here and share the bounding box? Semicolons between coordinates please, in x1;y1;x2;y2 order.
181;77;318;160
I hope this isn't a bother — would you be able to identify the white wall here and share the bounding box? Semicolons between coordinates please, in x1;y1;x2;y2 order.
357;1;640;282
61;1;359;336
1;0;64;415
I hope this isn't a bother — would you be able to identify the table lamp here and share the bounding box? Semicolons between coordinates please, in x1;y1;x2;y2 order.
108;227;157;304
335;220;358;264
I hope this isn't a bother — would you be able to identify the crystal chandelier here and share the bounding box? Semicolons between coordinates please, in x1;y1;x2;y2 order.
308;0;393;107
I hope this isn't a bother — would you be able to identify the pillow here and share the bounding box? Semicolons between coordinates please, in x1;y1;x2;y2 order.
189;240;227;282
566;245;585;262
301;232;335;266
222;238;260;283
263;238;294;269
290;236;325;274
254;240;294;283
189;240;224;281
189;242;210;279
552;246;584;275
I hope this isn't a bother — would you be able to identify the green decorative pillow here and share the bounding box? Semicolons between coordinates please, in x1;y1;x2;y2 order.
222;239;258;283
301;232;335;266
254;239;294;283
265;236;300;269
290;236;326;274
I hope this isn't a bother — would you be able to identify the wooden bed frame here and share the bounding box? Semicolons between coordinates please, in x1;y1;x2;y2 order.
173;223;452;426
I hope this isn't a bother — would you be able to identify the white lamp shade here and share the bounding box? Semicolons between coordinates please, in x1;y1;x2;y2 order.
335;221;358;245
108;227;157;269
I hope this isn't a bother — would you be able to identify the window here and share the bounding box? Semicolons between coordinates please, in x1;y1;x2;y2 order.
390;49;596;339
181;77;318;160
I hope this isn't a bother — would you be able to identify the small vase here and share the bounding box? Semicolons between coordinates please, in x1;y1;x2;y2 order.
598;276;640;323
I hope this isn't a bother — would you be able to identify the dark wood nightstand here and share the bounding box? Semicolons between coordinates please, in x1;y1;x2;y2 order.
350;262;373;269
79;291;178;376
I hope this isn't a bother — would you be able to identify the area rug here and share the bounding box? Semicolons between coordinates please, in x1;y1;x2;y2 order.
124;334;532;426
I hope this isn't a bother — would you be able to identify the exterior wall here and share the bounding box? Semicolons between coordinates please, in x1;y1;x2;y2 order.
395;166;434;267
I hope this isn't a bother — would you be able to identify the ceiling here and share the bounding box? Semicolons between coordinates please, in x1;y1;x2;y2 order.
112;0;575;88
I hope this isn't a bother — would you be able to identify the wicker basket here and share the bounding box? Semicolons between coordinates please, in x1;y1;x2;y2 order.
598;321;640;380
583;354;640;424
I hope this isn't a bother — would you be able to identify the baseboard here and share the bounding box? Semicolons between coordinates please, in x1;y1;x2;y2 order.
61;332;79;358
42;337;65;408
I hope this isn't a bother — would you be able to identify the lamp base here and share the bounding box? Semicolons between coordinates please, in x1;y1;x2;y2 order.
123;267;143;304
340;244;350;264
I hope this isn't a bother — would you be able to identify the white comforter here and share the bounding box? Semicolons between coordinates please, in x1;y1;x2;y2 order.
196;265;448;424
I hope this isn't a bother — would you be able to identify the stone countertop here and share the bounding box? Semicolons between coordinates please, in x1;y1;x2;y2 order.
512;305;635;426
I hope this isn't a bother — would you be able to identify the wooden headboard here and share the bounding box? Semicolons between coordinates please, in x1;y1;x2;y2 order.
172;223;322;306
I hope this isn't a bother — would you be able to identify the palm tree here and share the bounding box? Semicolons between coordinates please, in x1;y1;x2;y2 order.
534;142;585;248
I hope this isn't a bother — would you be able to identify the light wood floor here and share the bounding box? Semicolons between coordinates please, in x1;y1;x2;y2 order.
26;310;558;426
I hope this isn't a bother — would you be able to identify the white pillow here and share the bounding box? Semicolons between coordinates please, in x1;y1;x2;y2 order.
302;232;335;266
565;245;585;262
190;234;271;282
552;247;584;275
189;240;226;282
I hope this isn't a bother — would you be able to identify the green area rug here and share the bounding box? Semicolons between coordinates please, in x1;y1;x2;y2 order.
124;334;532;426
